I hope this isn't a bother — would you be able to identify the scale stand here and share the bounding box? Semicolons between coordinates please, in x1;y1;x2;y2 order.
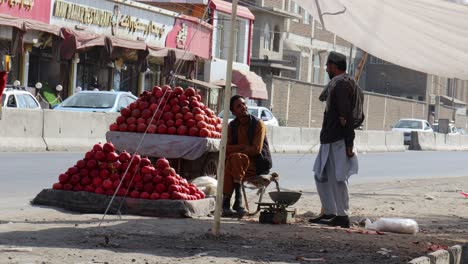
257;202;297;224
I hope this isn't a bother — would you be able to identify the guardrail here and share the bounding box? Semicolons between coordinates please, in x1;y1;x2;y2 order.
0;108;418;153
410;131;468;151
0;109;410;153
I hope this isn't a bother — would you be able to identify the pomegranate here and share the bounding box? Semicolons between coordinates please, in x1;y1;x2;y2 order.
140;192;150;199
177;126;188;136
141;157;151;166
102;179;113;190
173;86;184;95
157;124;167;134
109;123;119;131
116;116;126;125
121;107;131;117
160;192;170;199
58;174;69;184
150;192;160;200
86;159;98;169
106;152;119;163
94;151;106;162
119;151;131;163
167;126;177;135
118;123;128;132
76;159;86;169
189;127;199;137
185;87;196;97
93;143;103;152
156;158;170;170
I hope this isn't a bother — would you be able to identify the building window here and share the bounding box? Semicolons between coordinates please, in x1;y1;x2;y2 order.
273;25;280;52
215;12;248;64
236;18;248;63
264;23;271;50
303;10;310;24
291;1;300;22
214;13;227;59
292;1;299;13
313;54;320;84
370;55;384;64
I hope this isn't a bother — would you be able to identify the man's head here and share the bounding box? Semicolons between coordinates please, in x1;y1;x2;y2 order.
230;95;248;118
326;51;347;79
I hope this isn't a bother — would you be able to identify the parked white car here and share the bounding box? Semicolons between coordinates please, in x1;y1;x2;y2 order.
218;106;279;126
391;118;433;145
1;88;41;110
431;122;459;135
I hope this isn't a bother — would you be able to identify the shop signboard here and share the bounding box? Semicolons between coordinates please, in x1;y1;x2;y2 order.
166;16;211;59
49;0;176;47
0;0;51;23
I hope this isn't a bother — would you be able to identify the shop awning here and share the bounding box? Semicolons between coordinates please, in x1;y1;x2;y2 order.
105;36;147;51
210;0;255;20
61;28;106;50
60;28;106;60
0;14;24;29
23;19;62;36
231;69;268;100
147;45;196;61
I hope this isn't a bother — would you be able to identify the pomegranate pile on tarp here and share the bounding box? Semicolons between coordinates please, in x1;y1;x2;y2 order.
109;85;222;138
52;142;206;201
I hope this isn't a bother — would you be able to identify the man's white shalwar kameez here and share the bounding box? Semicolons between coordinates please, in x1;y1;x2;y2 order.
313;139;358;216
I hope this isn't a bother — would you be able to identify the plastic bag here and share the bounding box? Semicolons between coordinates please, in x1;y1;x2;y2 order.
191;176;218;197
365;218;419;234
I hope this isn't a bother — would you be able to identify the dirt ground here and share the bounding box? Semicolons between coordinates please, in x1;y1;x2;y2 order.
1;176;468;264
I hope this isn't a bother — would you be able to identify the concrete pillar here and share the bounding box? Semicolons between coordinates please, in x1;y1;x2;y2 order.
383;97;387;130
308;88;313;127
68;54;79;96
365;94;370;130
285;81;291;126
307;49;313;83
138;72;145;96
20;45;31;89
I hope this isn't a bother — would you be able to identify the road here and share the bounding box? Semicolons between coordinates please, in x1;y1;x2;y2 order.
1;151;468;201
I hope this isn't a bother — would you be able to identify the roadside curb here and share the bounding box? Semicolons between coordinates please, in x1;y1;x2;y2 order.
408;245;464;264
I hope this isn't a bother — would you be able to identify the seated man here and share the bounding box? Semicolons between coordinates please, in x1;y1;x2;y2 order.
223;95;272;217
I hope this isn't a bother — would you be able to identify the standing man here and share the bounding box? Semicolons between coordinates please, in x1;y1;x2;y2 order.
222;95;272;217
309;52;359;228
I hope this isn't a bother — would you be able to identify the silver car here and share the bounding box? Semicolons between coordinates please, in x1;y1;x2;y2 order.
54;91;137;113
1;88;41;110
218;106;279;126
391;118;433;145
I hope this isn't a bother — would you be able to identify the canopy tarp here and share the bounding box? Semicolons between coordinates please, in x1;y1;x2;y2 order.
232;69;268;100
296;0;468;80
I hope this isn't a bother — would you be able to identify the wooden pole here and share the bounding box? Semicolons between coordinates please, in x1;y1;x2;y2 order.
212;0;238;237
354;52;368;82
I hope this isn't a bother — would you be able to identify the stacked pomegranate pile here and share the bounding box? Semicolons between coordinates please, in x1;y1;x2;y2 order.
52;142;205;200
109;85;222;138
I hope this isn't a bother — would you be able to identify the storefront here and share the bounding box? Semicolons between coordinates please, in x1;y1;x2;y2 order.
49;0;178;96
0;0;59;94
